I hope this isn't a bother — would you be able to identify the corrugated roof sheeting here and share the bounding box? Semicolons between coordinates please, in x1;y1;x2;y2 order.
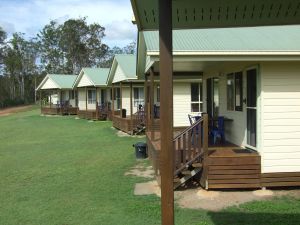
47;74;77;89
143;25;300;52
114;54;137;79
82;68;110;86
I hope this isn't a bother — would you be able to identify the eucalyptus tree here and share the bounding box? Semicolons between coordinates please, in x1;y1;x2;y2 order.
3;33;39;101
38;18;109;74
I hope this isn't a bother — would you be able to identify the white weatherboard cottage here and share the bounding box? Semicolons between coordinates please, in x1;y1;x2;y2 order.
137;25;300;188
107;54;146;134
36;74;78;115
73;68;111;120
107;54;144;114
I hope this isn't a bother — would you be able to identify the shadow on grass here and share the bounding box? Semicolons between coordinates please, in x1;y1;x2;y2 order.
208;212;300;225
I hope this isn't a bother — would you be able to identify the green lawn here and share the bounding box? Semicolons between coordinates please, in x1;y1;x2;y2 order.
0;108;300;225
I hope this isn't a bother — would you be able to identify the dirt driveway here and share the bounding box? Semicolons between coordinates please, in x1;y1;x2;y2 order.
0;105;33;117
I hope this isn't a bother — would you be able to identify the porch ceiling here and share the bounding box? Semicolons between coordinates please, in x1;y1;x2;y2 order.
131;0;300;31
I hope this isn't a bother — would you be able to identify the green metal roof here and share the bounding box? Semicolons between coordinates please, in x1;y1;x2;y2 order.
82;68;110;86
131;0;300;31
143;25;300;52
47;74;77;89
114;54;137;79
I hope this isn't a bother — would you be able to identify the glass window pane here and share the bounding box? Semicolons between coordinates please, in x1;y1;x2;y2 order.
134;88;139;99
213;78;219;117
247;69;257;108
235;72;243;111
227;74;234;111
199;82;203;102
191;103;200;112
191;83;199;102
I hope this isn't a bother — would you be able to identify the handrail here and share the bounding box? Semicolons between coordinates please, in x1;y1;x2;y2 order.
173;117;203;139
172;115;208;174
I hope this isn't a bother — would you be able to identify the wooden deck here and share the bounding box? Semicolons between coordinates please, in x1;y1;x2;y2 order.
205;148;261;189
41;107;78;115
77;110;108;120
146;131;262;189
112;115;134;134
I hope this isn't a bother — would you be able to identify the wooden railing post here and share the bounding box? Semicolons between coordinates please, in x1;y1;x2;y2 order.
201;113;209;189
203;114;209;158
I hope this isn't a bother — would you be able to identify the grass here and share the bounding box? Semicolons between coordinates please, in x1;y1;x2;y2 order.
0;107;300;225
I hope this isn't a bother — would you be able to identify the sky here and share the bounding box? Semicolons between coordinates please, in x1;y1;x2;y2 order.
0;0;137;47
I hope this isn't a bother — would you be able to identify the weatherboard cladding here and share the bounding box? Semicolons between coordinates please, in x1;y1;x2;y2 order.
143;26;300;52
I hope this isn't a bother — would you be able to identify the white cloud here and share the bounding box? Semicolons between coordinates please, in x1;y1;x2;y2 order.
0;0;137;47
0;21;15;34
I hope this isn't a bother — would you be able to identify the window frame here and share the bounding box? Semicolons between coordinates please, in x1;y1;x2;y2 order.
227;71;243;112
88;89;96;104
69;90;75;100
133;87;144;107
190;82;203;113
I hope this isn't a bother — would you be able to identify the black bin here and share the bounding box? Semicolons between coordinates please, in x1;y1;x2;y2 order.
122;109;126;118
133;142;147;159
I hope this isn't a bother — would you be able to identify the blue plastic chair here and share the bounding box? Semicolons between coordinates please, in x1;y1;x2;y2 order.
211;116;225;144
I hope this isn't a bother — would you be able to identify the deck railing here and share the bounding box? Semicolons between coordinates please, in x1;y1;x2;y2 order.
173;114;208;175
132;106;145;128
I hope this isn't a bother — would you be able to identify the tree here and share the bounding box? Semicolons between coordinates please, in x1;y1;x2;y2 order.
122;41;136;54
98;42;137;68
0;27;7;73
38;18;109;74
3;33;39;101
37;21;65;74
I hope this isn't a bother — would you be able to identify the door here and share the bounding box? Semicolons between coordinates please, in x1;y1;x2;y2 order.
246;68;257;147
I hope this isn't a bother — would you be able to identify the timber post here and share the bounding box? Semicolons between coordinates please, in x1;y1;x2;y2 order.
60;90;62;115
159;0;174;224
201;113;209;189
40;90;42;109
50;91;52;108
85;87;88;112
112;84;115;117
95;87;98;120
120;82;123;114
144;74;148;132
130;82;133;135
150;67;155;140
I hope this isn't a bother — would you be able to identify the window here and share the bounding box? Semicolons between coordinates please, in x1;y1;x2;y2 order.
227;74;234;111
133;87;144;107
191;82;203;112
88;90;96;104
157;86;160;102
227;72;243;111
235;72;243;111
113;88;121;109
101;89;106;105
